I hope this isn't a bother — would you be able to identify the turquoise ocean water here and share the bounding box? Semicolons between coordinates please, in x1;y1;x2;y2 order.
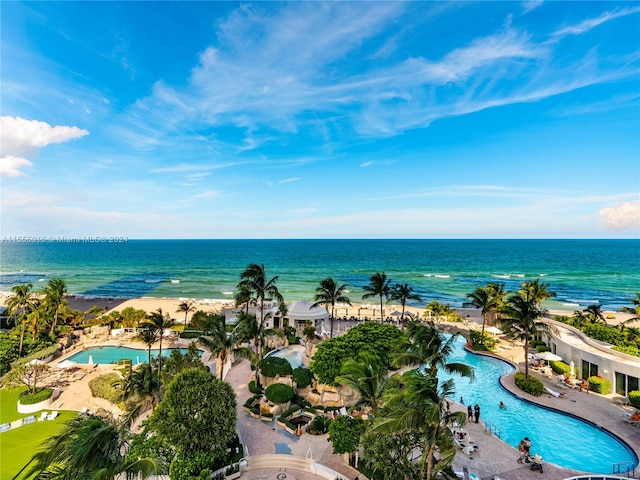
1;239;638;312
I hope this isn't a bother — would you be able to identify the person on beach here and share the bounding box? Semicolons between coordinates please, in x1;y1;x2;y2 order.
474;404;480;423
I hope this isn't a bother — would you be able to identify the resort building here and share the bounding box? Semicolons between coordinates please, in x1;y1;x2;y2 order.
543;318;640;397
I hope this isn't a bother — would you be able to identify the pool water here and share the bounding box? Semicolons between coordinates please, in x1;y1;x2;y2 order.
441;336;638;474
67;346;194;364
268;345;305;368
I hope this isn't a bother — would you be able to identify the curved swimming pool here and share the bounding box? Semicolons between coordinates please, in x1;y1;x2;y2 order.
441;336;638;474
67;346;196;364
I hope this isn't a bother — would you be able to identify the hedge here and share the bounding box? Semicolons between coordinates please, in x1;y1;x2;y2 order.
535;345;551;353
88;373;124;404
248;380;262;394
19;387;53;405
279;404;302;419
265;383;295;404
258;356;293;377
292;367;313;388
514;372;543;396
588;376;611;394
530;340;546;348
629;390;640;408
11;344;60;370
287;335;300;345
549;361;571;375
243;394;262;409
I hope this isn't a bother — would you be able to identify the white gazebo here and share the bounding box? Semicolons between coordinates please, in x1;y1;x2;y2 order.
287;300;330;334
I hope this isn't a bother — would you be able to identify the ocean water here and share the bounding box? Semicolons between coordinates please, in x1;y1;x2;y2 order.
1;239;638;312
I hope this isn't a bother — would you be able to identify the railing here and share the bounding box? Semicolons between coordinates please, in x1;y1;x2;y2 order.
484;422;500;438
613;461;636;477
563;476;635;480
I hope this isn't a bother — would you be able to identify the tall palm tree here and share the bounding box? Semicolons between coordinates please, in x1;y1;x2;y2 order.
336;353;387;415
135;328;159;366
390;283;422;329
466;286;498;337
519;278;556;307
620;293;640;325
27;411;159;479
197;315;253;380
6;283;39;355
499;293;546;380
584;304;606;324
374;371;465;480
393;322;474;381
362;272;392;323
176;300;196;325
237;263;283;359
312;277;351;338
140;309;174;373
42;278;68;334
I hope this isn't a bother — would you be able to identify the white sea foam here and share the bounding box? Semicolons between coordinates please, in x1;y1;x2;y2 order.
492;274;511;279
562;303;581;307
170;280;180;284
221;291;234;295
434;274;450;279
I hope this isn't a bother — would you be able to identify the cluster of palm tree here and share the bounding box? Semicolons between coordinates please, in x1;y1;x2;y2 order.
335;321;474;479
5;279;74;356
362;272;423;325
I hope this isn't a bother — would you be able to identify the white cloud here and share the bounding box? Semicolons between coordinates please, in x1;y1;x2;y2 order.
360;161;374;168
0;156;33;177
598;201;640;231
0;116;88;176
278;177;301;184
551;6;640;38
522;1;543;14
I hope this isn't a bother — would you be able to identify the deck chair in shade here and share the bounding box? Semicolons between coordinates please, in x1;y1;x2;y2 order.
46;411;59;420
37;411;49;421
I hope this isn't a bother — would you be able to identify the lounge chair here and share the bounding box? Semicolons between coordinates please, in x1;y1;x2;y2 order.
46;411;59;421
544;387;566;398
37;411;49;422
623;412;640;426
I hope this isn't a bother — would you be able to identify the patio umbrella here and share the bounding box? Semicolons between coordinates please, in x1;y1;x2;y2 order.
570;360;575;377
486;326;503;335
28;359;45;366
533;351;563;362
57;359;77;369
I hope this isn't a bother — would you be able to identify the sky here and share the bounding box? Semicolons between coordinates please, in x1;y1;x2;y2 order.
1;1;639;239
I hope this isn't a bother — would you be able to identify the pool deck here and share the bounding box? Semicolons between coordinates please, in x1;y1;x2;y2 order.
45;323;639;479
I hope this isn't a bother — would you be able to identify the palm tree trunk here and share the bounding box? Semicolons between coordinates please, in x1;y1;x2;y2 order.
401;302;406;330
158;334;163;373
481;312;486;337
330;304;335;338
379;297;384;323
19;319;26;356
524;336;529;380
148;345;152;366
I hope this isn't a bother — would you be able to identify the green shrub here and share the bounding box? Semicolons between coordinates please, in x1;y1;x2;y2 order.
308;415;332;435
549;360;571;375
535;344;550;353
19;387;53;405
514;372;544;396
292;367;313;388
530;340;546;348
588;376;611;394
629;390;640;408
88;373;124;404
248;380;262;394
180;331;203;339
279;405;302;419
258;356;293;377
265;383;295;404
612;345;640;357
287;335;300;345
469;330;497;351
243;394;262;409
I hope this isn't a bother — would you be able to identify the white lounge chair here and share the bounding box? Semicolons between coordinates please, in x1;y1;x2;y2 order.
46;411;59;420
37;411;49;422
544;387;565;398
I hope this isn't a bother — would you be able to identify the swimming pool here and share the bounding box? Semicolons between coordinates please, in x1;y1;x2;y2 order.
67;346;195;364
441;335;638;474
267;345;305;368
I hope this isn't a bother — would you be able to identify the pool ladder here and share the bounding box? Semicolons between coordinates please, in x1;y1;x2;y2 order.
612;461;635;478
484;422;500;438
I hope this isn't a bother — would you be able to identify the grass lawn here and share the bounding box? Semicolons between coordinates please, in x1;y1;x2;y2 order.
0;387;75;479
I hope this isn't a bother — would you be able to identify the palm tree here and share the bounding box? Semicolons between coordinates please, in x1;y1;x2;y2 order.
42;278;68;334
336;353;387;415
466;286;498;337
390;283;422;329
422;300;453;324
374;371;465;480
393;321;474;381
176;300;196;325
499;293;546;381
571;309;588;329
27;411;159;479
197;315;253;379
140;309;174;373
584;304;606;324
620;294;640;325
5;283;39;355
237;263;283;359
277;301;288;329
312;277;351;338
135;328;159;366
234;286;253;314
362;272;392;322
519;278;556;307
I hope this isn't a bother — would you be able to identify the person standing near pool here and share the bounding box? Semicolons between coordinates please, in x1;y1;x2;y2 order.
467;404;473;421
474;403;480;423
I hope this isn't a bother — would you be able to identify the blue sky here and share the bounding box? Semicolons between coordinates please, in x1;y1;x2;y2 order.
1;1;639;239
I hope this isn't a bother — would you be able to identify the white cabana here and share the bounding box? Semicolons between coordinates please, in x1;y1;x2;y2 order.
287;300;329;333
